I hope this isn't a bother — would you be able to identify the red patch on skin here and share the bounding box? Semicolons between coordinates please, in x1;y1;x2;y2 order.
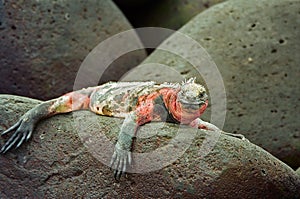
64;92;91;110
135;92;160;125
136;103;154;125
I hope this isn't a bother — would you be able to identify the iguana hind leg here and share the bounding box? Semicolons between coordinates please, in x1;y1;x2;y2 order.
0;89;93;153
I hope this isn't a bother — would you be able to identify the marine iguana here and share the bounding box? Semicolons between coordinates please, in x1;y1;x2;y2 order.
0;78;246;180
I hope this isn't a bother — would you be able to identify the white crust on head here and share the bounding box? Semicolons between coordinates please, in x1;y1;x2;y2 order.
182;77;196;85
177;77;207;104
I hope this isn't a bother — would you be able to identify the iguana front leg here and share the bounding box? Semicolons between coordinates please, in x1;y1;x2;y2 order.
190;118;248;141
0;89;93;153
110;112;137;180
110;101;156;180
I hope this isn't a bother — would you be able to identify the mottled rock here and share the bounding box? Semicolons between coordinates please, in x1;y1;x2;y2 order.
0;95;299;198
123;0;300;168
0;0;146;100
114;0;226;30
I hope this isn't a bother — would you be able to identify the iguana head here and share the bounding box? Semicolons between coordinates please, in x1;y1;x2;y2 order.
177;78;208;110
172;78;208;123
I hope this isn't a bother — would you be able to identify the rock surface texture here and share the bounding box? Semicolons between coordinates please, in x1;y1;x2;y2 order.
123;0;300;169
0;0;146;100
0;95;299;198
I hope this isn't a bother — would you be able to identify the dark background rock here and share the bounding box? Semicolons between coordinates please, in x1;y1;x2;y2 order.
0;95;299;198
113;0;226;52
113;0;226;30
0;0;147;101
123;0;300;169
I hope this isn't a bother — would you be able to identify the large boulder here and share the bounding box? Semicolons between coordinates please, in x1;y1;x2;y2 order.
0;0;146;100
0;95;299;198
123;0;300;169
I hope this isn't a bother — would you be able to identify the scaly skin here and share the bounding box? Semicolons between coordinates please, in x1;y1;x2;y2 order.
0;78;246;180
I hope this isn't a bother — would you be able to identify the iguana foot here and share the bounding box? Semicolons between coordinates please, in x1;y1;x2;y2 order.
110;143;132;181
0;115;35;153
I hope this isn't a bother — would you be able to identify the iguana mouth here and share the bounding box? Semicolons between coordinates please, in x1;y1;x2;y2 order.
180;100;205;110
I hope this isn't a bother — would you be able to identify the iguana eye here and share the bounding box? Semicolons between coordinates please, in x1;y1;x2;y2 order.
199;93;204;98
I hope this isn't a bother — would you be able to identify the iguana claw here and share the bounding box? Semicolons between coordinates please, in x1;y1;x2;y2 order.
110;143;132;180
1;116;34;154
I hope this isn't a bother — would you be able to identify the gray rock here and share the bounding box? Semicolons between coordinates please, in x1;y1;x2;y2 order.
123;0;300;168
0;0;146;100
0;95;299;198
